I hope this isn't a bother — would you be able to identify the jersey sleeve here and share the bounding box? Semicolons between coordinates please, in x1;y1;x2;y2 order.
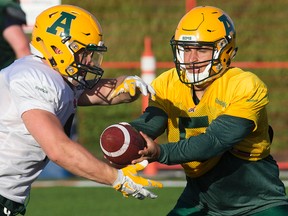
130;106;168;140
9;71;57;117
223;72;269;130
158;115;255;164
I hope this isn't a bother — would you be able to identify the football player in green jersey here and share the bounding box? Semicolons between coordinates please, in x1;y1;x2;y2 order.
0;0;30;69
112;5;288;216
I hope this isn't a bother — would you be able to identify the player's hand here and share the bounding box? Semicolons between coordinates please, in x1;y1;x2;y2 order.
112;160;163;199
132;132;161;164
109;75;156;100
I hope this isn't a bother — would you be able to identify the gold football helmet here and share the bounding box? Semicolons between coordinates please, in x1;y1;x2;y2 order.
170;6;237;85
31;5;107;89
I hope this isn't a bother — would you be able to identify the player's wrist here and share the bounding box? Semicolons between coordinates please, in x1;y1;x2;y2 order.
112;169;124;187
157;144;165;163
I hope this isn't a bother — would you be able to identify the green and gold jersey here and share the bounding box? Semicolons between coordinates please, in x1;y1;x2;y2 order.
150;67;270;178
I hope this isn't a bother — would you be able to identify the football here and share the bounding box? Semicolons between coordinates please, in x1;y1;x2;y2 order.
100;122;146;168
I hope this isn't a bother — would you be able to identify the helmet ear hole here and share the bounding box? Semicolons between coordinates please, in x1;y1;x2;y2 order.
226;59;231;67
51;46;62;54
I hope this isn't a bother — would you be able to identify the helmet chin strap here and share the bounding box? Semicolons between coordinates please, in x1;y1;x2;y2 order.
66;73;85;87
185;62;211;83
67;76;74;84
64;76;81;89
30;44;44;58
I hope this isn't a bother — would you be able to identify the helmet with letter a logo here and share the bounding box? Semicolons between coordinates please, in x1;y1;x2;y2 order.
170;6;238;85
31;4;107;89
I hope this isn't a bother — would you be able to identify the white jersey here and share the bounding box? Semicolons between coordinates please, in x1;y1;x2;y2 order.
0;55;83;204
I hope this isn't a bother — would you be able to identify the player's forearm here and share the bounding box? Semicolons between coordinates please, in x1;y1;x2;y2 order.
78;76;138;105
158;135;220;164
158;115;255;164
4;25;31;58
50;140;117;185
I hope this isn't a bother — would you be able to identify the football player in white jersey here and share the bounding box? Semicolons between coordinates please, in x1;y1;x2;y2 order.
0;4;162;216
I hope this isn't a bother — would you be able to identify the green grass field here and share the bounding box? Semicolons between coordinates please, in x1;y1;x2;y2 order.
25;186;182;216
25;184;288;216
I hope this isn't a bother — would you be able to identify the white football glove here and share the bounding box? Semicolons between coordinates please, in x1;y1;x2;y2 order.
109;75;156;100
112;160;163;200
